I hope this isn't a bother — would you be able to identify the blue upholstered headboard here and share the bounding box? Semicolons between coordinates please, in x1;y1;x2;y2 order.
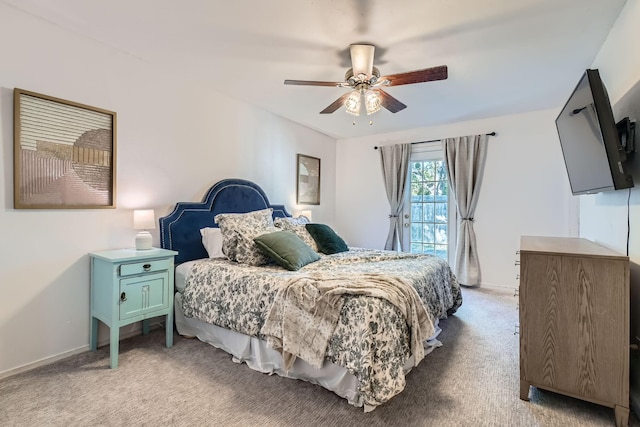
159;178;290;264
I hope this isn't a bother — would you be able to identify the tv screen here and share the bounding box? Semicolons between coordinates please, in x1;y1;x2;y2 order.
555;69;633;195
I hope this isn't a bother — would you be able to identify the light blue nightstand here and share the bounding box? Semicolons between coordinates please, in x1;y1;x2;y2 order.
89;248;178;368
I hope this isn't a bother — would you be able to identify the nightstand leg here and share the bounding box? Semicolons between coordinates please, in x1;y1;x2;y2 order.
142;319;150;335
109;326;119;369
90;317;99;351
166;312;173;348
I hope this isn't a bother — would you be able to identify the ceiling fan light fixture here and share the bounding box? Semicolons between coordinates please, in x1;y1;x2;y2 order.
284;44;448;117
345;90;361;116
365;90;381;115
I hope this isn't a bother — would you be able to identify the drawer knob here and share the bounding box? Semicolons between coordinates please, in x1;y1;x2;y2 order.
143;264;151;271
120;292;127;302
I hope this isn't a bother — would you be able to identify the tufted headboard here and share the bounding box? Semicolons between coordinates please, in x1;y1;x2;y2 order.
159;178;291;264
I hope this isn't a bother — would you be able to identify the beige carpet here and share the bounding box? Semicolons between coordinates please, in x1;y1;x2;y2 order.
0;287;637;427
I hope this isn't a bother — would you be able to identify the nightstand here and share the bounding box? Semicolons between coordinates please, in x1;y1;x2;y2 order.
89;248;178;368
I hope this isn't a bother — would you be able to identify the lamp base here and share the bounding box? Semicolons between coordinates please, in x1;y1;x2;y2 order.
135;231;152;250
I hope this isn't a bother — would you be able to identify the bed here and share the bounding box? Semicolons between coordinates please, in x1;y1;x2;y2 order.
159;178;462;411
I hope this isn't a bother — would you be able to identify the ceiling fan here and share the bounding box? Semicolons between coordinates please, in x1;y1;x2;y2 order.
284;44;448;116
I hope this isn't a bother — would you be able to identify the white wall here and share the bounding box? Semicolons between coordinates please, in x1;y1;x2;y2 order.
583;0;640;257
582;0;640;410
335;109;576;289
0;4;336;375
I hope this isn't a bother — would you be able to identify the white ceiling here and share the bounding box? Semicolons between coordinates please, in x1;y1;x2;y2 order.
3;0;627;139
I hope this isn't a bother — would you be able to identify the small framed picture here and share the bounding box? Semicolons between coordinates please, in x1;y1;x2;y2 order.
14;89;117;209
296;154;320;205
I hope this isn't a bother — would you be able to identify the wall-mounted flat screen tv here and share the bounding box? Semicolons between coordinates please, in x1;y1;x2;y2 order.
555;69;633;195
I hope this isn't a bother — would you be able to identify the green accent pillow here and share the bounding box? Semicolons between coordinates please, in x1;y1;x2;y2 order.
305;224;348;255
254;231;321;271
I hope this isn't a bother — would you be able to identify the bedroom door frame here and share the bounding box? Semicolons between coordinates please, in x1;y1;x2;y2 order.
402;142;457;267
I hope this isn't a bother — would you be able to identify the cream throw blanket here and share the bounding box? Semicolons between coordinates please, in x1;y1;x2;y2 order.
261;273;435;371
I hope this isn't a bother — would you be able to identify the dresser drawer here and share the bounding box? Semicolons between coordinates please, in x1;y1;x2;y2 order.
118;258;172;277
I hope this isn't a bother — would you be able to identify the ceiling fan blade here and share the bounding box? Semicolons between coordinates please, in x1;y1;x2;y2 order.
382;65;448;86
284;79;342;87
376;89;407;113
350;44;375;78
320;93;351;114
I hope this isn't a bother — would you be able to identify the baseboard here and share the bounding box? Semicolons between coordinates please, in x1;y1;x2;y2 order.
0;345;90;380
0;322;164;380
477;282;517;293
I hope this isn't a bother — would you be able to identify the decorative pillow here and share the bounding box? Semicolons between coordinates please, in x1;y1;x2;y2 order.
214;208;275;265
305;223;349;255
254;231;321;271
199;227;225;259
277;216;309;226
274;217;319;252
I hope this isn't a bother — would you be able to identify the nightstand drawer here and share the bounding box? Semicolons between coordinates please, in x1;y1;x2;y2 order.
119;258;172;277
119;272;169;320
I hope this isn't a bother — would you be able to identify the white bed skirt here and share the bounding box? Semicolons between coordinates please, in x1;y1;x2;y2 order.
174;292;442;411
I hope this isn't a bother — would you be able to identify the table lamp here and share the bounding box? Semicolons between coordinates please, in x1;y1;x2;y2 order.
133;209;155;250
294;209;313;222
300;209;312;222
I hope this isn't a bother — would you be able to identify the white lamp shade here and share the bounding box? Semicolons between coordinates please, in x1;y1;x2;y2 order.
350;44;375;78
365;90;381;115
133;209;155;230
300;210;312;222
345;90;361;116
294;209;313;222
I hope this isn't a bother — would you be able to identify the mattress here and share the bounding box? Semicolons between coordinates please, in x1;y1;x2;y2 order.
175;260;197;293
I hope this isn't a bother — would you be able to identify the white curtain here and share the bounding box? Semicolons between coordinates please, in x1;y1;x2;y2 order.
444;135;488;286
379;143;410;251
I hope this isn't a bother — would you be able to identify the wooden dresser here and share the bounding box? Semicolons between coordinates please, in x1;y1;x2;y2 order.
519;236;629;427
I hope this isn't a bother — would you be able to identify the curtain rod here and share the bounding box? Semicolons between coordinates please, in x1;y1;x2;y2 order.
374;132;496;150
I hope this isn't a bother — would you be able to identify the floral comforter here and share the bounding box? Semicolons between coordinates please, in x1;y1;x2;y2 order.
181;248;462;409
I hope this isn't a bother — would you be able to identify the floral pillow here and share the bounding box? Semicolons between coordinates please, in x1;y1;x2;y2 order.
274;217;319;252
214;208;276;265
277;216;309;226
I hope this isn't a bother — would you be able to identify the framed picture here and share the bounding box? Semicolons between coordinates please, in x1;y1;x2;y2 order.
296;154;320;205
13;89;117;209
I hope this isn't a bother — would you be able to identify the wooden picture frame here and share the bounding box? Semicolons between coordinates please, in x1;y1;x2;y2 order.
296;154;320;205
13;89;117;209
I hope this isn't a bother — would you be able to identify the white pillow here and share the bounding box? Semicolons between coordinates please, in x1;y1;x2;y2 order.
200;227;225;258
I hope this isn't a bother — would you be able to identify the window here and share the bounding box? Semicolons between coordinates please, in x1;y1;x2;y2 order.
403;143;455;263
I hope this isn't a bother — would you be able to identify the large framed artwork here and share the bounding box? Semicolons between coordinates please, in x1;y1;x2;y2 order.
13;89;117;209
296;154;320;205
